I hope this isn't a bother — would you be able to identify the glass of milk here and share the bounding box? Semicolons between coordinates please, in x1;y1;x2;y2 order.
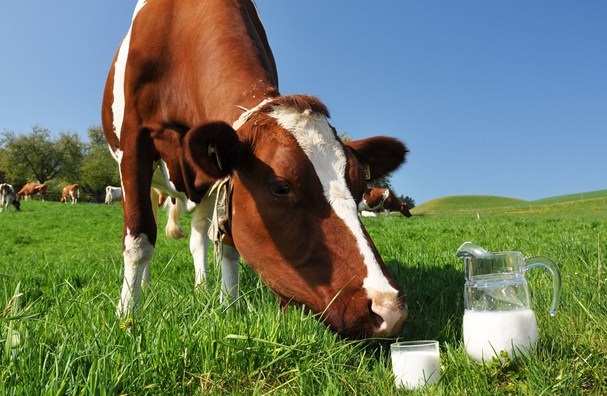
390;340;440;389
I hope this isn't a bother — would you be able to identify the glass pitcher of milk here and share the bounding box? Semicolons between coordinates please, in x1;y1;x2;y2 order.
456;242;562;363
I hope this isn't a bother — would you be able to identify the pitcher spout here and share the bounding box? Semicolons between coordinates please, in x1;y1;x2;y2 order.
456;241;492;259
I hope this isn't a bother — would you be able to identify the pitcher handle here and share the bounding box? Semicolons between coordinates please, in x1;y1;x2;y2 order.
526;255;562;316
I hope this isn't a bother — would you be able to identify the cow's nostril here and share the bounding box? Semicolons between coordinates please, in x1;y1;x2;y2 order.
369;296;408;337
368;300;384;328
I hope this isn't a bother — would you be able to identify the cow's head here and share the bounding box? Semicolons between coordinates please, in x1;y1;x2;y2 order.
13;196;21;211
184;95;408;338
399;202;412;217
386;191;412;218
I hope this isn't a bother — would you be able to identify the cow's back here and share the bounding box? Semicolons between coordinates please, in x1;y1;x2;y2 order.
102;0;279;146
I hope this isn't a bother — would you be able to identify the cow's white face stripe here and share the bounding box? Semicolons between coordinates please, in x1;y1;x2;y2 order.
268;106;398;295
111;0;148;140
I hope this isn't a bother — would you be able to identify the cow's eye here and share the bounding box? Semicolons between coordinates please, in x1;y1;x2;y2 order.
269;180;291;196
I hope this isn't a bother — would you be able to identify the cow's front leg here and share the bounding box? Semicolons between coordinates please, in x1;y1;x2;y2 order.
115;137;157;318
117;233;154;317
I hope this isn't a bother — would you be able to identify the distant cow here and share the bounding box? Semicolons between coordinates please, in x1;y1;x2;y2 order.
105;186;122;204
358;188;412;217
60;184;80;204
0;183;20;212
16;183;47;201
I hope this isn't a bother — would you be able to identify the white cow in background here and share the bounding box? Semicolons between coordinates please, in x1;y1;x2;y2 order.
105;186;122;204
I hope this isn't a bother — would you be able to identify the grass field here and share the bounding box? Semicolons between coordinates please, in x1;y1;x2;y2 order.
1;193;606;395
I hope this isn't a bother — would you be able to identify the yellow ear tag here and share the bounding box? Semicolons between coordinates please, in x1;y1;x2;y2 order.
363;163;371;180
208;144;223;171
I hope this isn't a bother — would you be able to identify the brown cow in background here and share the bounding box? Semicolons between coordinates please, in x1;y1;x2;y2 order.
17;183;47;201
358;188;412;217
60;184;80;204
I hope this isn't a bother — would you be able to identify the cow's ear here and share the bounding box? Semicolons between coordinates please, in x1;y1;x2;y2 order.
345;137;408;182
184;122;243;188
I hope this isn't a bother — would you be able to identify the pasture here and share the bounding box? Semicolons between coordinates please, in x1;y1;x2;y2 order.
1;194;606;395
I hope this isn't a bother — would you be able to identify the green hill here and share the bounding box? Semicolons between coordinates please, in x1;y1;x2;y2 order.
413;190;607;220
531;189;607;204
414;195;524;213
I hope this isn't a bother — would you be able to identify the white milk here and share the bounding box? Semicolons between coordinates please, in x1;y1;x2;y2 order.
391;350;440;389
463;309;538;363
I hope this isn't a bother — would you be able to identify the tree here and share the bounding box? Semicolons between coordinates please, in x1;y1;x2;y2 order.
0;126;84;184
367;174;395;190
0;147;8;183
399;195;415;209
86;125;108;147
55;132;84;182
80;126;120;192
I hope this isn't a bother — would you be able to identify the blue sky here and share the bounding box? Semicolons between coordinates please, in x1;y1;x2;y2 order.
1;1;605;205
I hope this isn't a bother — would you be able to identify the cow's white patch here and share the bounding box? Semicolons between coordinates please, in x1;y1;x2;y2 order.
117;231;154;316
268;106;398;295
109;145;123;163
232;98;274;130
123;231;153;272
111;0;148;140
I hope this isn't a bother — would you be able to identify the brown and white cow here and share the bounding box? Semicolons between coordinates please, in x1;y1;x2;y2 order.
60;184;80;204
102;0;409;338
0;183;20;212
16;182;47;201
358;188;412;218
